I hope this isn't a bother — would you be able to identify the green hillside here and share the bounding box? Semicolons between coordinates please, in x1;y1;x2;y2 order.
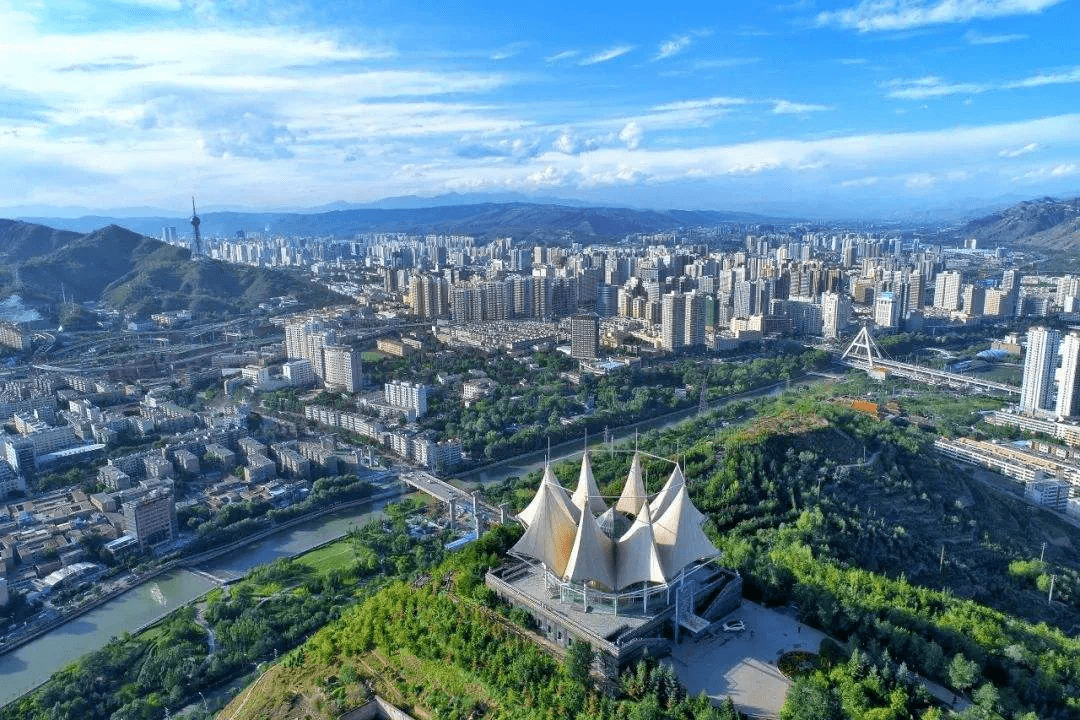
3;222;340;316
0;219;81;263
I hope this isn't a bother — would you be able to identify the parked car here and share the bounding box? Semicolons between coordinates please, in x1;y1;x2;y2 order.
721;620;745;632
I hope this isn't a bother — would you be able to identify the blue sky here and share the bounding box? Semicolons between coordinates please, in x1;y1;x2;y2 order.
1;0;1079;219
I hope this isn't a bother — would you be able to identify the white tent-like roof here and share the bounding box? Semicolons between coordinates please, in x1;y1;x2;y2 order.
562;496;616;589
652;484;719;578
614;500;667;590
511;480;578;577
517;464;578;527
571;450;608;516
511;455;717;591
648;464;685;520
614;452;646;516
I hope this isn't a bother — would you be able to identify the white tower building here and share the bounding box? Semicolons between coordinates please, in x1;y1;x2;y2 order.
1020;326;1061;414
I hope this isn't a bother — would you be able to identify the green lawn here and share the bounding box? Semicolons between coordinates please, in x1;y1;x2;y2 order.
295;539;357;575
361;351;386;362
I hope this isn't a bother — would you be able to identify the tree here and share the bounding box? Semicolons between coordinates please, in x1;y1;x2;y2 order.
780;675;841;720
947;653;979;694
564;639;593;685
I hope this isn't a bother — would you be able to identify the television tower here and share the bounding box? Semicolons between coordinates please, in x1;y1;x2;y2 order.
190;196;202;256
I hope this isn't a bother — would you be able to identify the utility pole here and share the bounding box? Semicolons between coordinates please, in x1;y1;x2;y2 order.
939;545;946;574
1049;574;1057;605
1040;542;1047;563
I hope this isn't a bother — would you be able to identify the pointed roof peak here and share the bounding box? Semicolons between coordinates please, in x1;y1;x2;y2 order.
648;463;685;519
511;480;578;577
572;448;608;515
615;451;647;516
563;498;615;589
519;463;578;527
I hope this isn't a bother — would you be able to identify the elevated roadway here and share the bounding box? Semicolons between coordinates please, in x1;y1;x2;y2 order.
839;326;1020;396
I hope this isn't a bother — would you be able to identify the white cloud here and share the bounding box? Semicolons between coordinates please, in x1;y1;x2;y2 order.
553;132;579;154
817;0;1064;32
904;173;938;189
579;45;634;66
1005;66;1080;88
651;96;749;112
964;29;1028;44
618;121;643;149
839;176;881;187
655;35;691;61
883;76;990;99
885;66;1080;100
999;142;1042;157
545;49;579;62
772;100;832;114
117;0;183;8
1013;163;1080;181
525;165;567;187
552;131;602;155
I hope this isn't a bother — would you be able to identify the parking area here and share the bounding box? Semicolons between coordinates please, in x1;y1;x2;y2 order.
666;601;825;719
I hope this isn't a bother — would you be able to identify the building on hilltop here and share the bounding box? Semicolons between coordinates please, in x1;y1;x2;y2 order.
487;449;742;677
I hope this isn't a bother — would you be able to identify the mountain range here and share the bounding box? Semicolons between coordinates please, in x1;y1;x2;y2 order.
958;196;1080;250
0;221;341;320
15;201;778;240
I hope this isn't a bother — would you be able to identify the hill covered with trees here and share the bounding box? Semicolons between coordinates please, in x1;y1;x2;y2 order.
0;221;341;317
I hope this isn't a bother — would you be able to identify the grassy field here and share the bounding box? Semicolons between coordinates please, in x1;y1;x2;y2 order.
296;539;358;575
974;363;1023;384
361;351;386;362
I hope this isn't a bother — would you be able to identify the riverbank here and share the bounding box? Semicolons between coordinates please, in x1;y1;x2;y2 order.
0;485;404;660
1;491;403;708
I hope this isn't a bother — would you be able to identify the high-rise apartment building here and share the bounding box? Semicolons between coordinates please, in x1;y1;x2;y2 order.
821;291;851;340
409;274;449;319
684;292;705;349
874;291;899;330
1020;326;1061;414
284;321;335;381
661;292;685;352
385;381;429;417
322;345;364;393
570;313;599;360
961;284;985;317
733;280;755;318
933;271;962;311
1056;332;1080;418
907;272;924;312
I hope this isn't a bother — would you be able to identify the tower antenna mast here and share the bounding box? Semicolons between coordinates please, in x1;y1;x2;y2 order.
190;196;202;257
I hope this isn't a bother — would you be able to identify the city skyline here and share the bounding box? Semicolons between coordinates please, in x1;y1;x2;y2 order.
1;0;1079;219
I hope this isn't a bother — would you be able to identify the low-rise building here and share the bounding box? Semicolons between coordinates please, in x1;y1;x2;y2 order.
203;443;237;469
463;377;498;404
244;453;276;483
1025;477;1072;510
271;443;311;479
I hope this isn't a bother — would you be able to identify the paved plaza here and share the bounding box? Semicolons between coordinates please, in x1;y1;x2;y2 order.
666;602;825;719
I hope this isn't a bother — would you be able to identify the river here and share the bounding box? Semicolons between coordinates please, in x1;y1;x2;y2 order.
0;501;390;707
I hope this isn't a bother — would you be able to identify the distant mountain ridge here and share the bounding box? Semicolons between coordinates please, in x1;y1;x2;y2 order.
18;201;780;240
0;221;341;318
959;196;1080;249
